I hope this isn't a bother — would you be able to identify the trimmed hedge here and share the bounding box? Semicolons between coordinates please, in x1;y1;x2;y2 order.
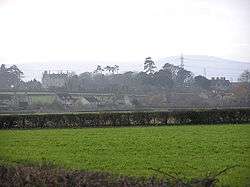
0;108;249;129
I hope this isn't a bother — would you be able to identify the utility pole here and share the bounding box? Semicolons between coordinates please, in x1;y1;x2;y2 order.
203;68;207;77
180;53;184;68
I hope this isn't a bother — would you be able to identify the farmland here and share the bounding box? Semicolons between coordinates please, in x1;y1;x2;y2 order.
0;125;250;186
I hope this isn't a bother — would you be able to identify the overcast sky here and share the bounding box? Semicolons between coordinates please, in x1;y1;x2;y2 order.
0;0;250;65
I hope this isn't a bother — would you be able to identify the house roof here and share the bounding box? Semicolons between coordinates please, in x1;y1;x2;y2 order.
84;96;99;103
42;73;68;79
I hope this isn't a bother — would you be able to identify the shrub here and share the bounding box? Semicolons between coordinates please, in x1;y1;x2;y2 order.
0;108;249;129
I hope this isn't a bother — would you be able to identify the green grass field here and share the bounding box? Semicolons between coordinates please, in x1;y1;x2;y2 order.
0;125;250;186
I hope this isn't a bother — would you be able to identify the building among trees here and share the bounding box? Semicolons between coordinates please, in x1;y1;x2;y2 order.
210;77;230;90
42;71;70;89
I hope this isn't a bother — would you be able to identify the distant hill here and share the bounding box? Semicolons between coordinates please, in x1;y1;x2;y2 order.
158;55;250;81
18;55;249;81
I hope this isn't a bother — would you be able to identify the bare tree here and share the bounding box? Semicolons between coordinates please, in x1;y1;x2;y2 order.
144;57;156;74
94;65;104;75
104;66;112;74
114;65;119;74
104;65;119;74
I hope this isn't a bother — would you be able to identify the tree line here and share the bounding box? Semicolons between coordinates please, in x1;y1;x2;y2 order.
0;64;43;91
0;57;249;94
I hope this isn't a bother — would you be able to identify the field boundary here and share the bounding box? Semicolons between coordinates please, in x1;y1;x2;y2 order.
0;164;236;187
0;108;249;129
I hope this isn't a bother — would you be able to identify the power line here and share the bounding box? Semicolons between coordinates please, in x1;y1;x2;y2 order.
160;57;250;68
163;56;248;72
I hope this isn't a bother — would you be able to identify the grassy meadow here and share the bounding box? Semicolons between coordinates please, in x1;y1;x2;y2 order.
0;125;249;186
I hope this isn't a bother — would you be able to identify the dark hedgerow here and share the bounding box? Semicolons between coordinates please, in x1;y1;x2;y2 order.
0;108;249;129
0;164;238;187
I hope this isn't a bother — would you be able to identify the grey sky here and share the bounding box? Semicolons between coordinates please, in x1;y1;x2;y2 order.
0;0;250;66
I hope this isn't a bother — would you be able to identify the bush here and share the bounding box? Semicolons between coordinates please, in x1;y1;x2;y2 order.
0;164;232;187
0;108;249;129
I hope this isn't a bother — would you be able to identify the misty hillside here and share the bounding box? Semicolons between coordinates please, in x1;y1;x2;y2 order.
18;55;249;81
158;55;250;81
